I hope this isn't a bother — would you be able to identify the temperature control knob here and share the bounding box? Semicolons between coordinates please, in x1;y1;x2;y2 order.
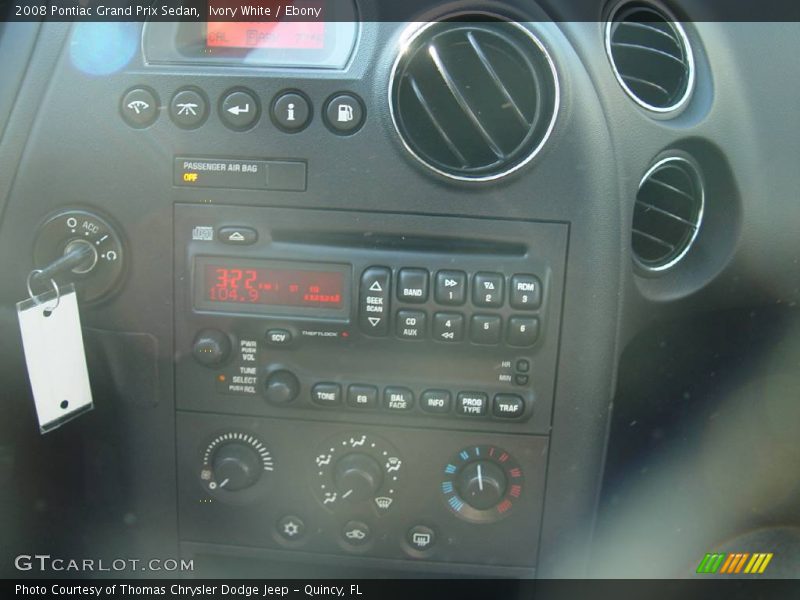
441;446;523;523
334;453;384;502
456;460;507;510
201;432;274;500
212;442;262;492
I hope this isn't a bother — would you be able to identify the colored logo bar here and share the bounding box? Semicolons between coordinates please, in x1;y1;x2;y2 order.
696;552;773;574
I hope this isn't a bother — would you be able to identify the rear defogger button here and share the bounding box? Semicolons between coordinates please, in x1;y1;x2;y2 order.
360;267;391;336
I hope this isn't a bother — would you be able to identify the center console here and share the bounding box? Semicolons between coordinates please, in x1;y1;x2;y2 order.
174;204;567;569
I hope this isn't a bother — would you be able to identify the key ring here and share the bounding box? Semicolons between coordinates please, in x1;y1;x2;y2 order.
26;269;61;314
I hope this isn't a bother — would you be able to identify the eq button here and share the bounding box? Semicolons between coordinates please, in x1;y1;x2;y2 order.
347;385;378;408
359;267;391;336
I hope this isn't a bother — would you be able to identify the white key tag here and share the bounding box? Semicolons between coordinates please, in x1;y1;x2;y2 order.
16;278;93;434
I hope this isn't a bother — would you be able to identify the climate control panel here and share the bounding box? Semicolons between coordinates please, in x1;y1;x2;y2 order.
177;413;548;568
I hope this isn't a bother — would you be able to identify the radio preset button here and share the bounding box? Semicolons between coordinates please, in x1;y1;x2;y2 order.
433;312;464;342
470;314;502;345
435;270;466;305
493;394;525;418
384;387;414;411
510;274;542;310
359;267;391;336
421;390;452;414
265;328;292;346
457;392;488;416
218;226;258;245
347;385;378;408
397;268;429;303
507;317;540;347
312;383;342;406
472;272;504;307
396;310;426;340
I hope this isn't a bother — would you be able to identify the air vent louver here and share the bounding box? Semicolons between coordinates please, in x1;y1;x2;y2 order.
632;156;704;271
389;20;558;181
606;2;694;111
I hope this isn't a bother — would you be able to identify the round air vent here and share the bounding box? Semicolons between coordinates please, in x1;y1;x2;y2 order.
632;156;704;272
605;2;695;112
389;19;559;181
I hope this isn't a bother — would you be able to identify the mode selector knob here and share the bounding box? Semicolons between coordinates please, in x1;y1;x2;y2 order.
192;329;233;367
212;442;262;491
334;453;384;502
456;460;507;510
264;370;300;404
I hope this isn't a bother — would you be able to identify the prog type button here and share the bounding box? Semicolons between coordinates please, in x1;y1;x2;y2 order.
456;392;488;416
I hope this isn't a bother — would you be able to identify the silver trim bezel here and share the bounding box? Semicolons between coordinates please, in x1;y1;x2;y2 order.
604;1;696;114
388;18;560;183
633;155;705;273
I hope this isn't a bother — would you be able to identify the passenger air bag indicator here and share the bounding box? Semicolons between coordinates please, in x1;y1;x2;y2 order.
174;157;306;191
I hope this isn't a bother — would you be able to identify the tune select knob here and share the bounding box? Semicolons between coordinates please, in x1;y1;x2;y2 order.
264;370;300;404
334;453;384;502
211;442;262;491
192;329;232;367
456;460;507;510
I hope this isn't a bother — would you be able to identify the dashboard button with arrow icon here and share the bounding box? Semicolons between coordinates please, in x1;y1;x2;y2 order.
220;89;260;130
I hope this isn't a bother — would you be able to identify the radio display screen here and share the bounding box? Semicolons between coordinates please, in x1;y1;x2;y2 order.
201;262;344;309
206;21;326;50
